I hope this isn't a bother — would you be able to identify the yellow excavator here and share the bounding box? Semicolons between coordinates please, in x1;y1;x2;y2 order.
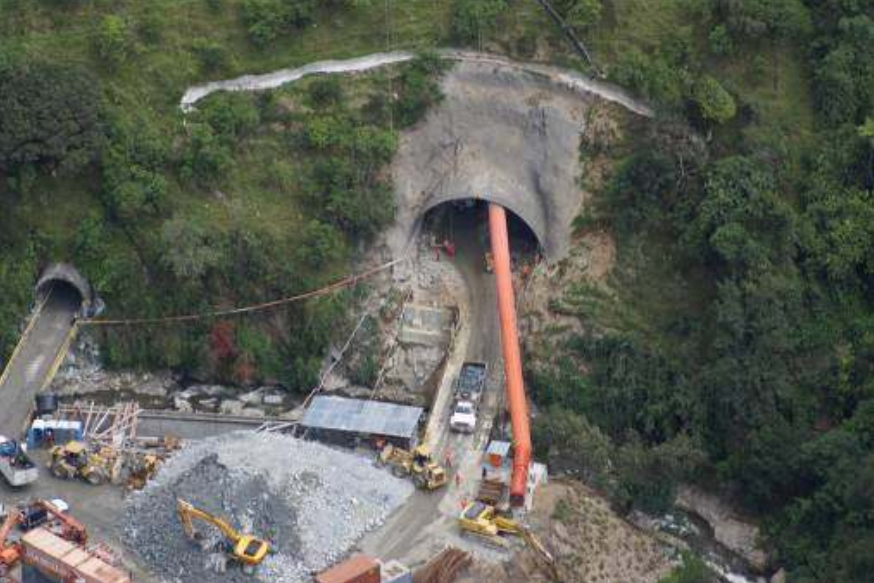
377;444;447;490
48;441;109;485
176;499;270;568
458;501;558;578
457;501;520;545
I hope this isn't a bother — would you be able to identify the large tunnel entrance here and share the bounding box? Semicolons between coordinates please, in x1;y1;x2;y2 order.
420;199;541;272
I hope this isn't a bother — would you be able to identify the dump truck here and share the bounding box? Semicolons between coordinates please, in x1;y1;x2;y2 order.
450;362;487;434
377;444;447;490
176;499;270;569
47;441;109;485
0;436;39;487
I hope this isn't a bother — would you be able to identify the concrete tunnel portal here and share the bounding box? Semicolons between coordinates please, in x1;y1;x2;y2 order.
35;263;95;316
419;196;544;260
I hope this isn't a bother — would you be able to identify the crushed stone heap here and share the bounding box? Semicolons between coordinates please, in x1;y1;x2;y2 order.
124;432;413;583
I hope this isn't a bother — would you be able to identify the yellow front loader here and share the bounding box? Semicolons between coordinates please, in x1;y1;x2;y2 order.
48;441;109;485
378;444;447;490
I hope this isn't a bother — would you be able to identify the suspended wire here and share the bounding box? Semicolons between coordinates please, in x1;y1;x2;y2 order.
80;258;406;327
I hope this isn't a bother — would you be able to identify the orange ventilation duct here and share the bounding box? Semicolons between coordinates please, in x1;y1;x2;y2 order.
487;203;532;506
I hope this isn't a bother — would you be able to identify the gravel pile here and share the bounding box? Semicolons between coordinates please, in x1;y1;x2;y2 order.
124;432;413;582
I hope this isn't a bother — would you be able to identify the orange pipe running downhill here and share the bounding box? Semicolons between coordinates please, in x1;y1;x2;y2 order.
488;203;531;506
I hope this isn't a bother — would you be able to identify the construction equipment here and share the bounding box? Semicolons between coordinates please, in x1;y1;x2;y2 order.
457;501;520;547
36;500;87;545
126;453;160;491
0;436;39;487
176;499;270;568
377;444;447;490
48;440;109;485
0;511;21;575
457;501;557;576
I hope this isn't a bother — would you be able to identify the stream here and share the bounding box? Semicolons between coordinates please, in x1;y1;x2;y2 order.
655;510;767;583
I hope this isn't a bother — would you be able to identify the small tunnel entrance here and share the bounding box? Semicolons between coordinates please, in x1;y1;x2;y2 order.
35;263;94;316
420;199;541;270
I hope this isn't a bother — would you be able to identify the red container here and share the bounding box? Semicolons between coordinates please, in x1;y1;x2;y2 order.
315;554;380;583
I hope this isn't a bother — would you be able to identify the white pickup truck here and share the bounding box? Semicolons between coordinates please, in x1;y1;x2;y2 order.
449;362;487;434
0;436;39;487
450;400;478;433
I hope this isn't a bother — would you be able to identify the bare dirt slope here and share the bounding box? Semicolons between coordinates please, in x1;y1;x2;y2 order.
462;481;673;583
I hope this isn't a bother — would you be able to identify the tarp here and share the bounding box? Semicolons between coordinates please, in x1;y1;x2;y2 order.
302;396;423;439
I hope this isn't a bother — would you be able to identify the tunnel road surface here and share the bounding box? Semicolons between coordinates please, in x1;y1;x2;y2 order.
362;205;504;564
0;285;80;437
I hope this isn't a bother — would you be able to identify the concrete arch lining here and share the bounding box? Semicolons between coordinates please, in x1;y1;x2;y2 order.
418;194;547;254
35;263;92;313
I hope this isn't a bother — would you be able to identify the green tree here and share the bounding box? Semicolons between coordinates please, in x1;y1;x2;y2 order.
565;0;602;33
0;60;103;176
180;123;233;184
160;215;225;280
240;0;317;47
101;113;170;222
712;0;811;43
93;15;133;67
452;0;508;45
196;93;261;144
295;220;346;269
191;40;228;72
692;75;736;126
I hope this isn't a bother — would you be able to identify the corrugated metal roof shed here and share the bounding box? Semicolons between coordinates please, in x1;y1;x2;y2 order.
302;396;423;439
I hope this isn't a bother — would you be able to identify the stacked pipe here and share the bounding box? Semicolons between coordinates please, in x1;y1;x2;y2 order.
487;203;532;506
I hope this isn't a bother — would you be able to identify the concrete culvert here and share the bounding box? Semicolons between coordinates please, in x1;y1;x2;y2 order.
35;263;94;316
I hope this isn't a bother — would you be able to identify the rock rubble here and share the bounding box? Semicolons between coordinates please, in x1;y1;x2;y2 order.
125;432;413;582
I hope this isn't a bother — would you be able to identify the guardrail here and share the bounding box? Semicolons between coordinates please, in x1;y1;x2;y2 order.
0;288;53;390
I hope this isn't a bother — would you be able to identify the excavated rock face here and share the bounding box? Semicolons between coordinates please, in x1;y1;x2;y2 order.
389;58;596;261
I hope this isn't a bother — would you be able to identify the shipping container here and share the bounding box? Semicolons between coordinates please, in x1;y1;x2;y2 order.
315;554;380;583
21;528;130;583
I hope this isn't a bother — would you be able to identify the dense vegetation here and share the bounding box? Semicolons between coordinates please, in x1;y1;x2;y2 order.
528;1;874;581
0;0;448;390
1;1;872;580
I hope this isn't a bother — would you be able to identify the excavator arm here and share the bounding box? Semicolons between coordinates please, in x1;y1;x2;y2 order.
39;500;87;544
0;513;18;544
175;499;270;566
176;499;240;543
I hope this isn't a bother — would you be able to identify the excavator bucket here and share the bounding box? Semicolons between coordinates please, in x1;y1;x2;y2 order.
235;536;270;565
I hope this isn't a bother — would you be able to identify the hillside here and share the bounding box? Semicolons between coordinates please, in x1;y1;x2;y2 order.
1;1;873;582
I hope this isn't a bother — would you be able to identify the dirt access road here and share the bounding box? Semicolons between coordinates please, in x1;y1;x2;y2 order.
362;205;507;566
